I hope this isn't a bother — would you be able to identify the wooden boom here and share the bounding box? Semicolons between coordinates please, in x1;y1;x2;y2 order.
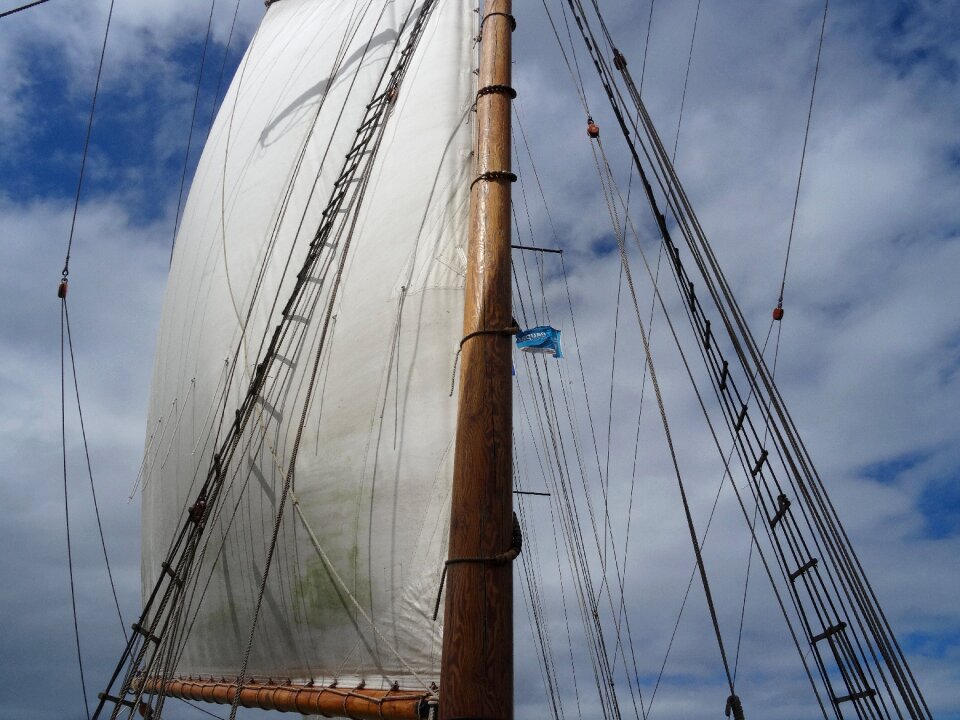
139;677;431;719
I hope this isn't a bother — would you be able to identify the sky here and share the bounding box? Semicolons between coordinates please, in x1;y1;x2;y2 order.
0;0;958;719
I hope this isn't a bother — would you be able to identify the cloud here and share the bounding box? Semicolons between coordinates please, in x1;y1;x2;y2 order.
0;0;957;719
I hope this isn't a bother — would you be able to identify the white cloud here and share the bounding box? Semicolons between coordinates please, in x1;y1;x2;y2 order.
0;0;957;718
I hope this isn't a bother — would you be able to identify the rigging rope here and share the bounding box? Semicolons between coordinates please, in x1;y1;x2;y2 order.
593;135;738;697
0;0;52;19
61;0;116;280
63;300;127;640
567;0;931;714
61;300;90;720
778;0;829;310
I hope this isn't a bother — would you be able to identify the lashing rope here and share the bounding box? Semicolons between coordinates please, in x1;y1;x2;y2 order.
432;512;523;621
448;323;520;396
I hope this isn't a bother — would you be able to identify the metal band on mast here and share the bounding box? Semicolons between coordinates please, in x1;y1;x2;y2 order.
440;1;516;718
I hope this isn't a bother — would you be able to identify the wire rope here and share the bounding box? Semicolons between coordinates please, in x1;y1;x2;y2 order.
778;0;829;309
61;0;116;280
61;300;90;720
0;0;52;19
63;300;127;640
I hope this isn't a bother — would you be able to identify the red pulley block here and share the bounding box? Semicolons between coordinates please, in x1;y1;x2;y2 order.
587;117;600;138
772;306;784;321
57;279;68;299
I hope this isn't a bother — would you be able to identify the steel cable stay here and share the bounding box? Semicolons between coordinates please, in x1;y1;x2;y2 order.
517;348;622;718
590;135;742;710
61;300;91;720
513;243;654;720
516;91;707;719
0;0;53;19
636;45;916;720
53;2;123;714
516;385;587;720
61;0;116;282
589;136;830;718
61;300;129;641
559;0;931;716
513;254;618;719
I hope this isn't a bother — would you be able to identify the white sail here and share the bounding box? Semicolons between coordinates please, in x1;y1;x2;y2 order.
141;0;474;688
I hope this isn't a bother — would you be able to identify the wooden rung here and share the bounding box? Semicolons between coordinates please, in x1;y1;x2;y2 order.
132;622;161;644
769;494;791;529
735;404;748;431
834;689;876;704
811;622;847;644
751;449;768;477
98;692;135;709
703;320;712;351
789;558;818;582
719;360;729;391
161;561;183;587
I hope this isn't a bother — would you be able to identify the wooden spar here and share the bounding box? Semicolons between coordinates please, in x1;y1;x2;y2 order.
138;677;430;719
440;1;515;719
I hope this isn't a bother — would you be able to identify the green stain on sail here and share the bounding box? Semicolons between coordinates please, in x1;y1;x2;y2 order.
294;546;370;633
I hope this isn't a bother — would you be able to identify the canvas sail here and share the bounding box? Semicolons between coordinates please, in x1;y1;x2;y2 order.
140;0;474;688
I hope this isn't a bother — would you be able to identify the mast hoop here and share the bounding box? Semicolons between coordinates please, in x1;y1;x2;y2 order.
480;11;516;32
477;84;517;99
470;170;517;188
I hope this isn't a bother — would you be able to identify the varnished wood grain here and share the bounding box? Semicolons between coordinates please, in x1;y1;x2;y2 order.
440;2;515;719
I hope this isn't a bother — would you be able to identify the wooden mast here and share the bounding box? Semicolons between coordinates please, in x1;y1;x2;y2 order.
440;1;515;719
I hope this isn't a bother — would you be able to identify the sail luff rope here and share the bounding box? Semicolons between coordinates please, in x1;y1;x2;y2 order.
162;2;384;673
228;101;393;717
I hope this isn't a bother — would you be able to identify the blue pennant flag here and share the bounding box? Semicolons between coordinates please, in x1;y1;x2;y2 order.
516;325;563;359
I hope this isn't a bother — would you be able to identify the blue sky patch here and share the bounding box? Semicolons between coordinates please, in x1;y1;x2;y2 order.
861;450;929;485
917;470;960;539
